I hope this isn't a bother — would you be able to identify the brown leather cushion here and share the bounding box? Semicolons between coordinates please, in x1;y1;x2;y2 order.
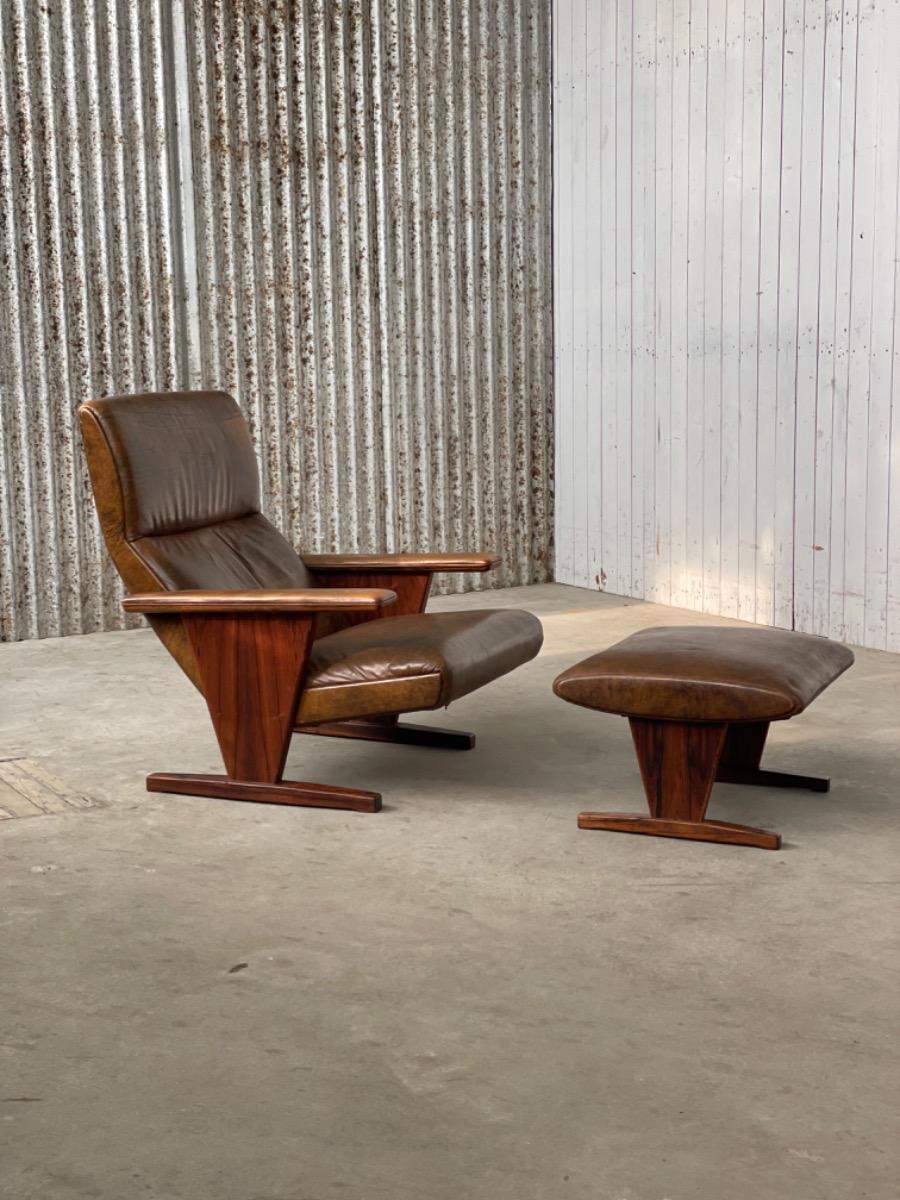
134;512;313;591
306;609;544;709
553;626;854;723
84;391;261;539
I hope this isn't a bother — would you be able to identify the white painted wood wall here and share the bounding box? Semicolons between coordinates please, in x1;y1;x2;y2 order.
554;0;900;651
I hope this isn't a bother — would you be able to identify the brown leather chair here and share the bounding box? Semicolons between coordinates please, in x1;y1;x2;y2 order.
78;391;543;812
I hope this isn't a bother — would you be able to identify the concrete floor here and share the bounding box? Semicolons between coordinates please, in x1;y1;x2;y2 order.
1;583;898;1200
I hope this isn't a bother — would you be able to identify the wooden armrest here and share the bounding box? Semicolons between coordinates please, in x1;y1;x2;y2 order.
303;552;501;574
122;588;397;615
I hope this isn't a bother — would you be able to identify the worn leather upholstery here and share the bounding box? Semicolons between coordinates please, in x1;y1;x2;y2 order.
79;391;543;723
296;609;544;723
553;626;854;723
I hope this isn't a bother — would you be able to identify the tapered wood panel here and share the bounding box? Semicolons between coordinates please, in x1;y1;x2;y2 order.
630;718;727;824
579;717;783;850
147;773;381;813
718;721;769;773
183;613;314;783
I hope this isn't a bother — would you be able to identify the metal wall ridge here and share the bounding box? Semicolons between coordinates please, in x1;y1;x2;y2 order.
0;0;553;642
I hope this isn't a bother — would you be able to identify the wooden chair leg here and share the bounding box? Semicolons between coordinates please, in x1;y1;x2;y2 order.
301;571;475;749
148;613;381;813
297;717;475;750
578;717;781;849
716;720;829;792
719;721;769;771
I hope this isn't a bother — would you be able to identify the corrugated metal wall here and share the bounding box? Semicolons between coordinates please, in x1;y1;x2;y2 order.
0;0;553;642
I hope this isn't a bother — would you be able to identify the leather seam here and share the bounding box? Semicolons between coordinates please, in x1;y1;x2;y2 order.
555;676;800;719
305;671;443;694
556;673;798;699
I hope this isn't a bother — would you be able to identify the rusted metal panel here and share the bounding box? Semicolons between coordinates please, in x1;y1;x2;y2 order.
0;0;552;642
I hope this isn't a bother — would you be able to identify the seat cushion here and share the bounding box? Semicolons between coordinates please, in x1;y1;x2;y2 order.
553;626;854;723
296;609;543;724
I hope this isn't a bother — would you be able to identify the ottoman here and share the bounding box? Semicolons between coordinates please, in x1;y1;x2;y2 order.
553;626;854;850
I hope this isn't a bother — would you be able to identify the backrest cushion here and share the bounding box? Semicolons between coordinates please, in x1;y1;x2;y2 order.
84;391;260;539
134;512;313;591
79;391;313;688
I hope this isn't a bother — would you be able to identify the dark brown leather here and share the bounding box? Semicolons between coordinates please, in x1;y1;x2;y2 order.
79;393;316;690
123;588;398;614
82;392;262;539
553;626;854;723
298;609;543;723
303;552;501;574
79;391;543;724
133;513;315;592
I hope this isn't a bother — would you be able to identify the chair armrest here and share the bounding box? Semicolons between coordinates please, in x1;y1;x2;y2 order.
122;588;397;615
302;552;501;574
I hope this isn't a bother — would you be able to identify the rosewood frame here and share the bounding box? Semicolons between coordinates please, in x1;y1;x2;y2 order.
578;717;829;850
125;588;396;812
124;554;500;812
296;552;501;751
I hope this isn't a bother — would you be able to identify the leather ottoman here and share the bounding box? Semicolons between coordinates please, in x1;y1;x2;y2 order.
553;626;854;849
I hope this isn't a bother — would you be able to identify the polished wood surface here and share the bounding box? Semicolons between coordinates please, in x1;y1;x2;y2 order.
303;552;500;573
123;587;397;614
148;611;383;812
631;718;727;822
297;719;476;750
79;392;537;815
184;612;314;783
148;773;381;812
715;719;829;790
579;716;783;850
309;571;431;639
718;720;769;771
577;812;781;850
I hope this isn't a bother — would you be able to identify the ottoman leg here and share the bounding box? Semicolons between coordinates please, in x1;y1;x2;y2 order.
716;721;830;792
578;718;781;850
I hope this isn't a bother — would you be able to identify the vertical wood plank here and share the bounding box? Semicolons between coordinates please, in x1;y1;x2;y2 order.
571;0;589;583
615;0;634;599
754;0;784;628
553;0;900;652
812;0;843;636
737;0;764;623
864;0;900;648
599;0;620;594
633;0;657;601
669;0;692;610
719;0;745;619
586;0;604;589
794;0;828;635
703;0;726;614
844;0;879;645
553;0;575;583
685;0;708;612
652;0;674;606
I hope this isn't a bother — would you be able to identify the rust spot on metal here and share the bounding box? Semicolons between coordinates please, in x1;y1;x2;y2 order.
1;0;552;640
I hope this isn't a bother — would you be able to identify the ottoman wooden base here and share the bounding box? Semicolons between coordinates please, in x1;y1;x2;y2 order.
577;812;781;850
577;717;833;849
554;627;854;851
